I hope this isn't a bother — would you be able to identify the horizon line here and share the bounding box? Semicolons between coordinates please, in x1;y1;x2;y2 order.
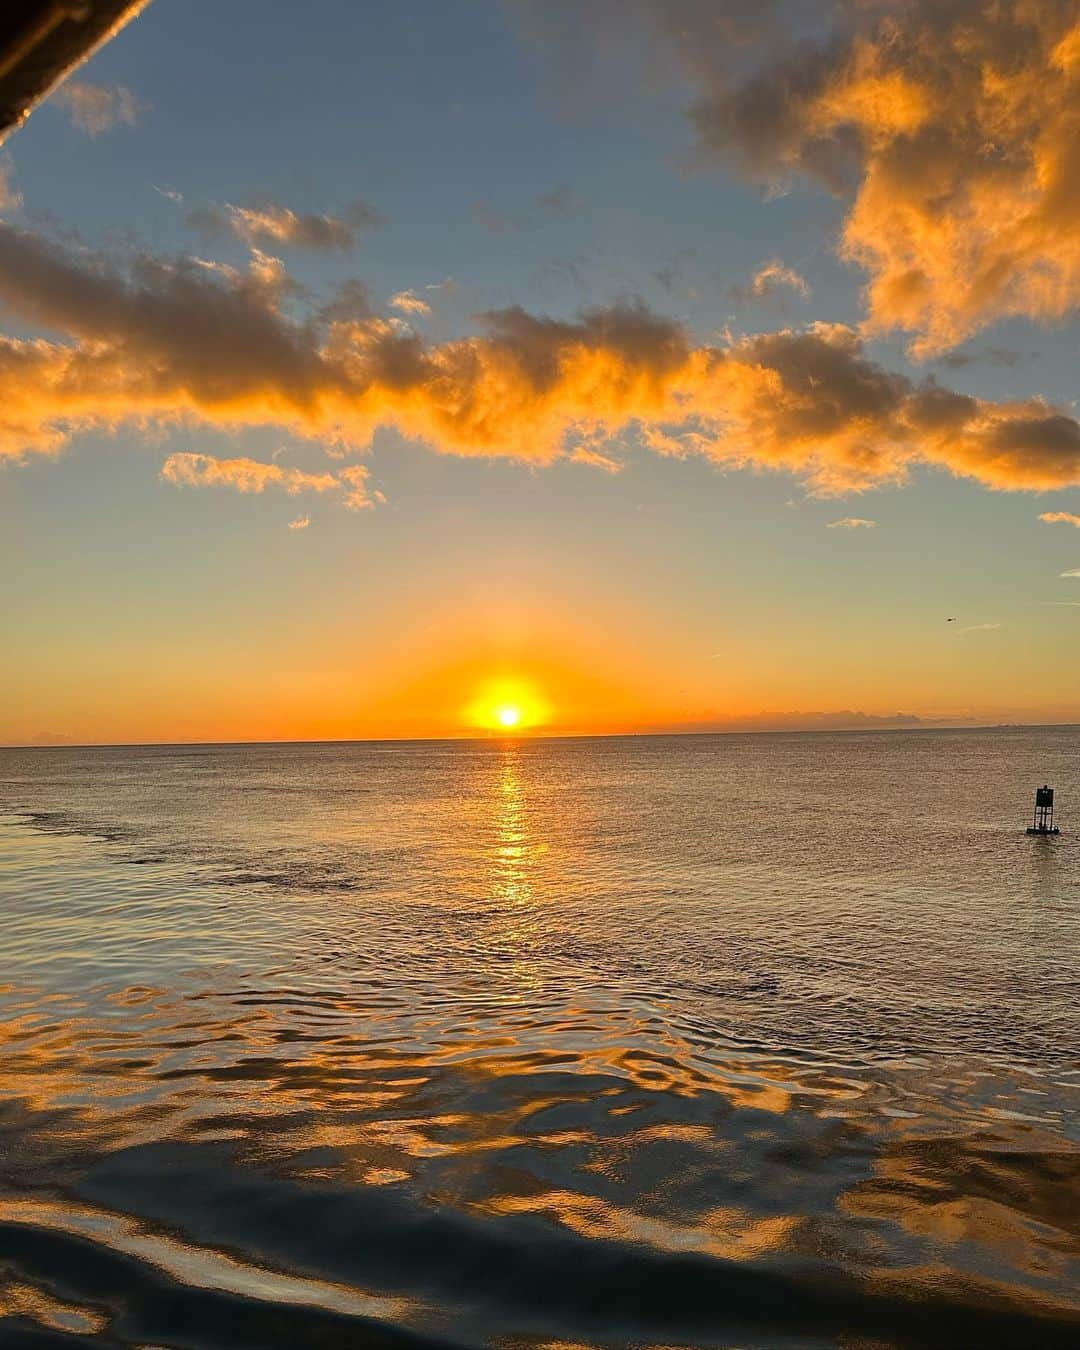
5;719;1080;752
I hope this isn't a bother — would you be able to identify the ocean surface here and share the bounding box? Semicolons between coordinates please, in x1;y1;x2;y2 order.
0;728;1077;1348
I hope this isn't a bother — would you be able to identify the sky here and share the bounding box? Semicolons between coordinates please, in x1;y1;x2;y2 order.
2;0;1080;744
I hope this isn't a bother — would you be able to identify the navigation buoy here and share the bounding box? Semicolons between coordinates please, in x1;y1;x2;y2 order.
1026;785;1060;836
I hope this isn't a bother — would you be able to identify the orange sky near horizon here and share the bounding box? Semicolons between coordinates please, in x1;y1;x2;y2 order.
8;596;1080;746
6;479;1080;747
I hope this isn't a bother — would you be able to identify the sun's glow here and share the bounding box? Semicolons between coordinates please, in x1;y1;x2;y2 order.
467;678;548;733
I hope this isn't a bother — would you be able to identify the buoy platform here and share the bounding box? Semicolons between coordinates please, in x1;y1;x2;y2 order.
1026;785;1060;835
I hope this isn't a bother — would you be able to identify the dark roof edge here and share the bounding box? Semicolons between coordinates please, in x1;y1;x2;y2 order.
0;1;151;144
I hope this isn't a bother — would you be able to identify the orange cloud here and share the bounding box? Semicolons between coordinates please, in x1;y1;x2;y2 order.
521;2;1080;354
390;290;432;317
337;464;384;511
730;258;809;305
160;452;339;495
188;199;382;253
692;1;1080;354
1;224;1080;495
1040;510;1080;527
159;453;382;512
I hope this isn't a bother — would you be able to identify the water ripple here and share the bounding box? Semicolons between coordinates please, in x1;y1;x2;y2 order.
0;733;1078;1346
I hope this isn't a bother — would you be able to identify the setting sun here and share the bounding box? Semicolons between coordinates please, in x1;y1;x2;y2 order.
465;678;549;734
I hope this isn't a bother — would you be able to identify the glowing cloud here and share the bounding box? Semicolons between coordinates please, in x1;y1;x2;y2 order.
519;1;1080;354
1040;511;1080;527
731;259;809;304
189;200;381;253
288;515;311;530
390;290;432;317
337;464;384;511
160;453;339;495
826;517;876;530
702;1;1080;352
159;453;381;512
1;225;1080;496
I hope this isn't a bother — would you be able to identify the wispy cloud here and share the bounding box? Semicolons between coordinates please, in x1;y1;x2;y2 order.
55;82;143;136
1061;569;1080;579
958;623;1002;633
161;453;339;496
161;452;383;513
677;707;934;731
389;290;432;317
338;464;385;511
730;259;809;305
826;516;876;530
1040;511;1080;527
153;185;184;205
0;160;20;213
288;515;310;530
1;225;1080;497
189;199;381;253
933;345;1022;371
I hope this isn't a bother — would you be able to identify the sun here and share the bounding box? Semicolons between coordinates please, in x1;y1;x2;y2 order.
465;678;548;733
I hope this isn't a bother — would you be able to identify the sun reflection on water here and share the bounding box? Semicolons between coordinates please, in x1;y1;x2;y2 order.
484;748;550;969
494;750;531;908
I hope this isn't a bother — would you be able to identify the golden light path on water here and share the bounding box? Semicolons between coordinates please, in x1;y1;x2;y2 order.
0;732;1078;1347
492;746;539;943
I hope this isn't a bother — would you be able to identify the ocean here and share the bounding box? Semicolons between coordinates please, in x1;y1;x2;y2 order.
1;729;1077;1348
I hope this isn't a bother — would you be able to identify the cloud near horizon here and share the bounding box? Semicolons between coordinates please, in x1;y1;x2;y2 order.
1;224;1080;496
679;708;934;733
515;0;1080;356
827;516;875;529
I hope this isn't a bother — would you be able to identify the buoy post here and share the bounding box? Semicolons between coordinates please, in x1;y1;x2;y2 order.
1026;785;1060;835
